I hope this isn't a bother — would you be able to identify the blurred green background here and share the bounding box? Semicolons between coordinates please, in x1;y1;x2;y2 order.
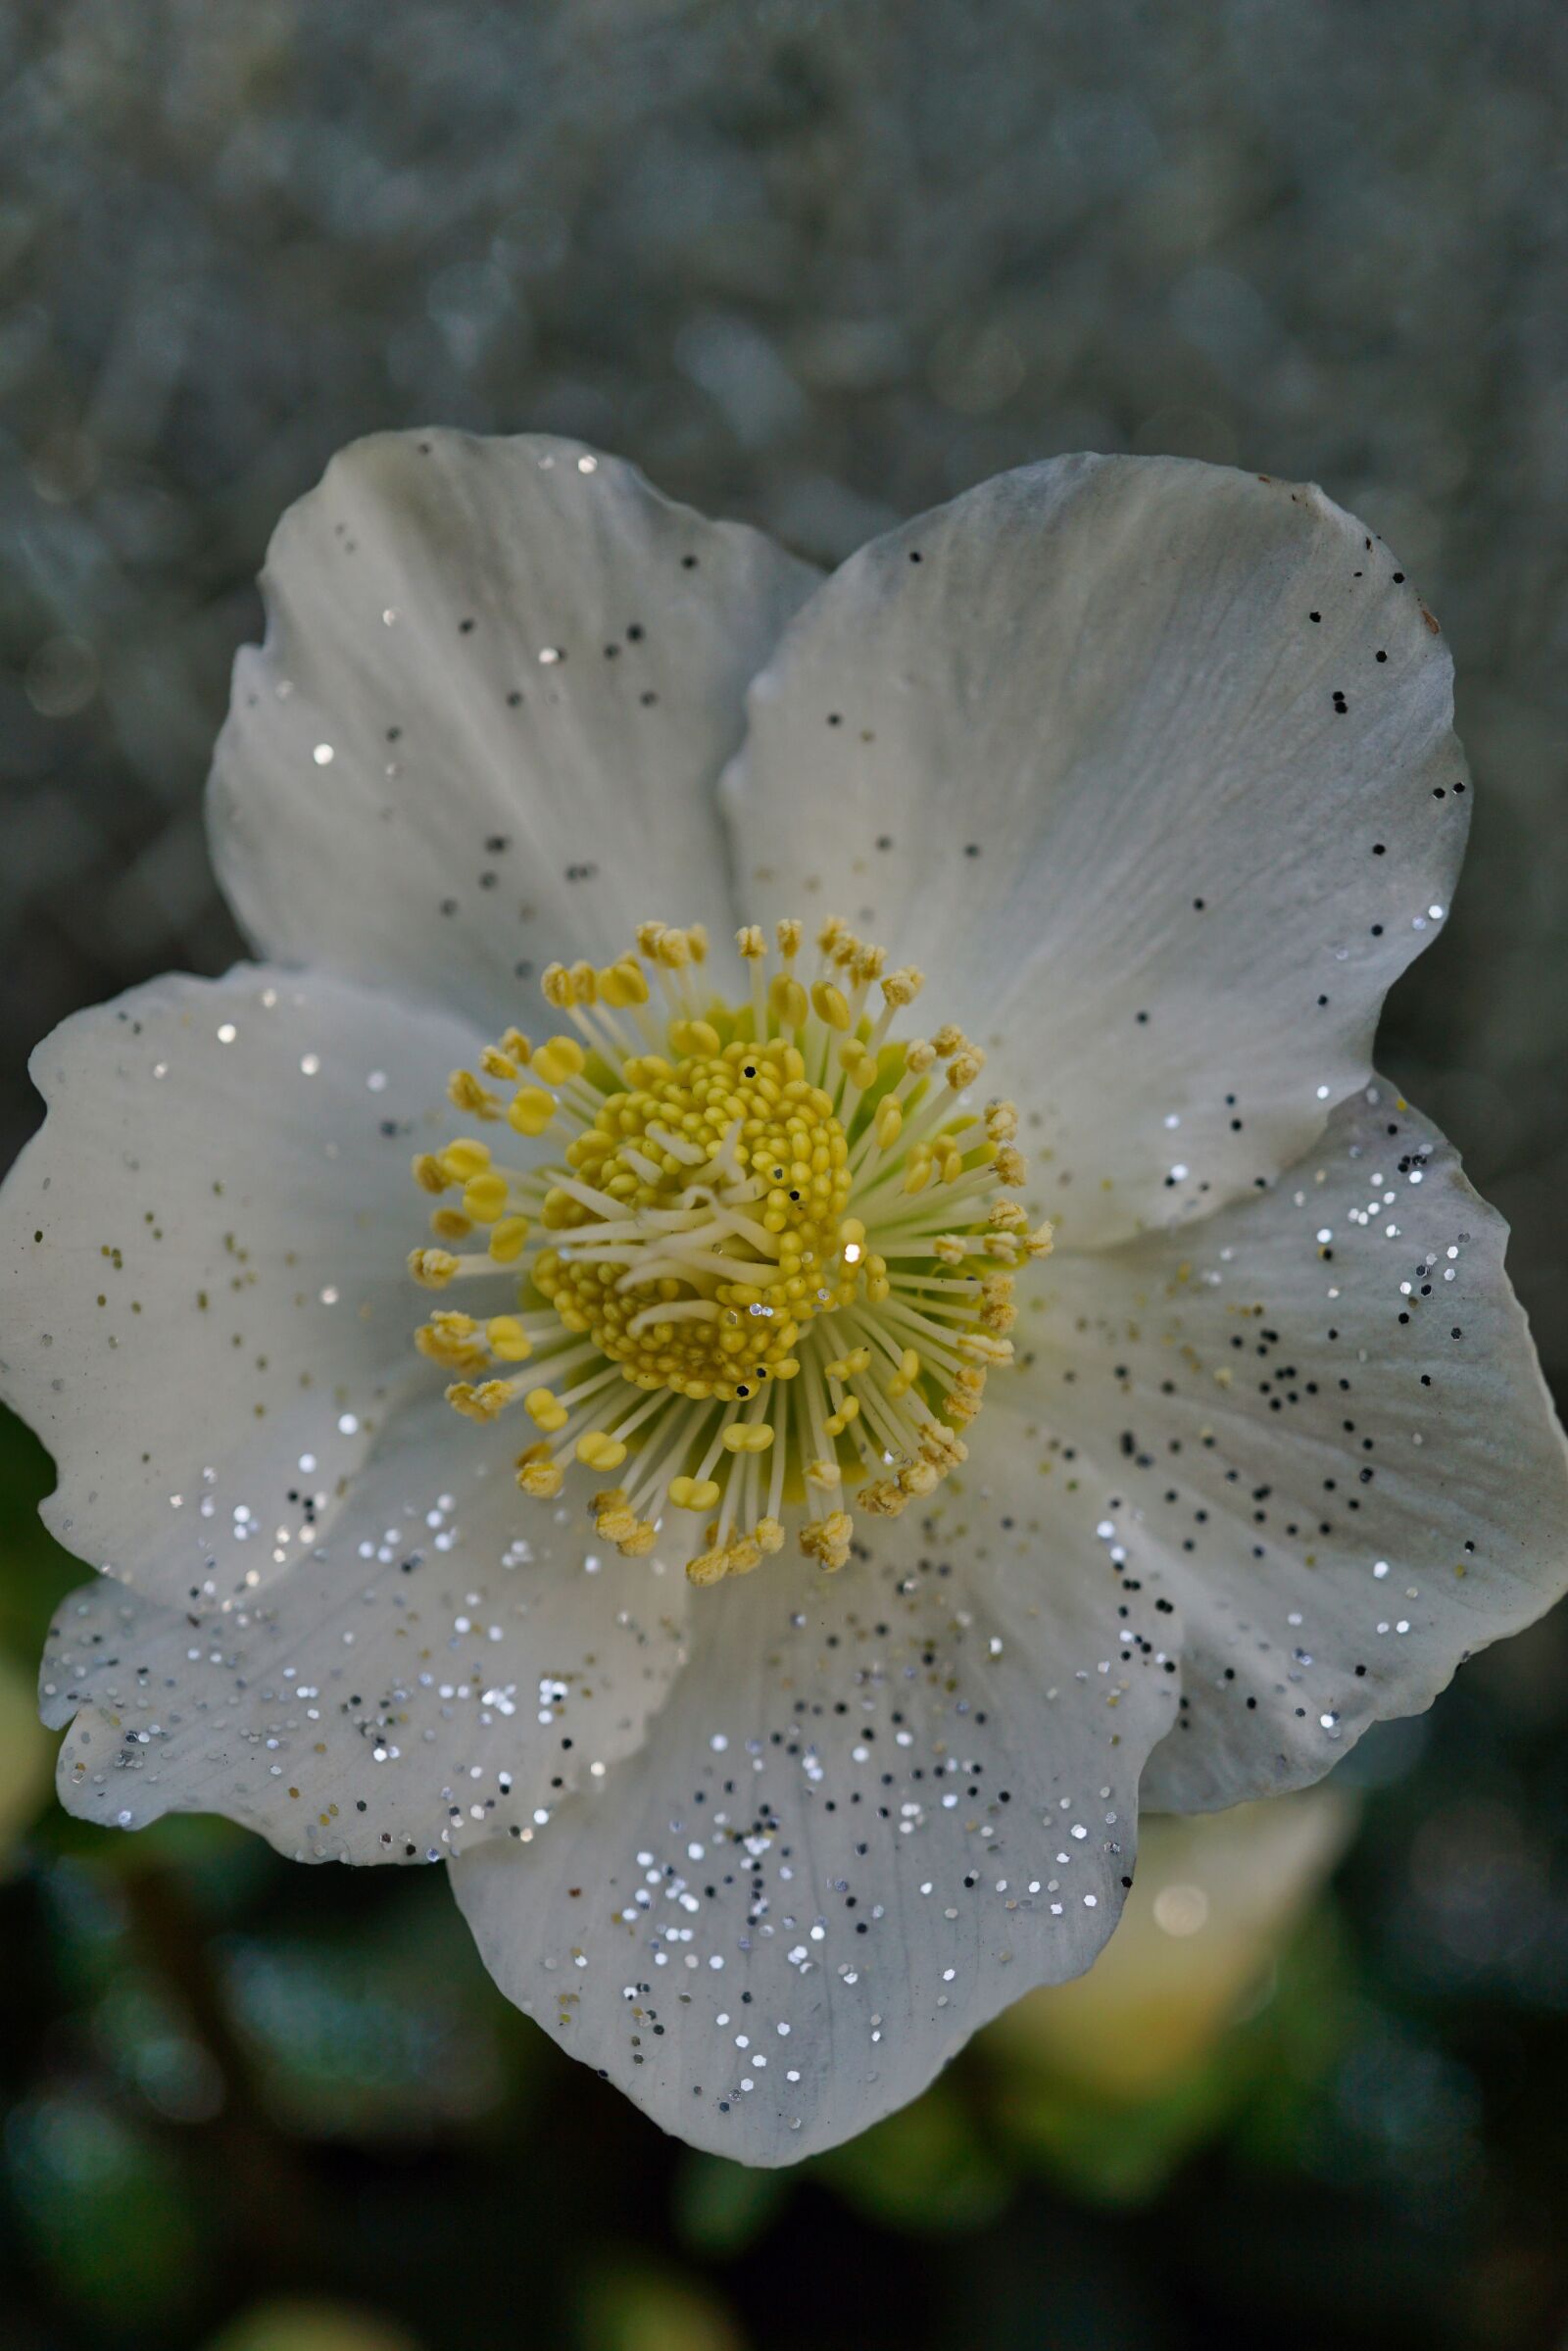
4;3;1568;2346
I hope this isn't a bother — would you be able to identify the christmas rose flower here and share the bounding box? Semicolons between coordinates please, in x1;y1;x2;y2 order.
4;433;1563;2162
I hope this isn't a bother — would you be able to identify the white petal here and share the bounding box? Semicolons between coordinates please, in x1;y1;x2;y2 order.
450;1436;1179;2164
211;432;819;1030
44;1395;688;1862
0;965;479;1604
1008;1079;1568;1810
723;456;1466;1243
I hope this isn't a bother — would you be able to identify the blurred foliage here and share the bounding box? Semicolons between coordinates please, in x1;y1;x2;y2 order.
4;2;1568;2347
201;2305;422;2351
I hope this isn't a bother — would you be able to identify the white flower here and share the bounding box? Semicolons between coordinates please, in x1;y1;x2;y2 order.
3;433;1565;2167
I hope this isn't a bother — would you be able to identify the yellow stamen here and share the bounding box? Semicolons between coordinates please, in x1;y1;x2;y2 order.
524;1388;569;1432
530;1035;586;1087
404;911;1045;1588
509;1087;556;1137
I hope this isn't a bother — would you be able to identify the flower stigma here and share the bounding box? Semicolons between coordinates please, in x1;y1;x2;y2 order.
408;917;1051;1584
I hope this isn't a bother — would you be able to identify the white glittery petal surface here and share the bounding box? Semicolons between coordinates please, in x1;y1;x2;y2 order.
43;1392;690;1861
0;964;480;1605
450;1401;1178;2164
7;428;1564;2172
722;454;1467;1246
1010;1079;1568;1809
210;429;819;1032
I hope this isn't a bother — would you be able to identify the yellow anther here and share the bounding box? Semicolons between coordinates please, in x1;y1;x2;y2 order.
993;1145;1026;1187
576;1430;628;1471
1027;1222;1055;1258
756;1518;784;1554
488;1215;531;1263
430;1208;473;1241
959;1332;1014;1365
516;1446;564;1498
816;916;849;956
931;1025;963;1058
479;1043;522;1081
686;924;709;964
936;1138;965;1183
990;1198;1030;1232
726;1537;762;1577
486;1316;533;1361
686;1547;730;1586
986;1100;1018;1142
446;1379;516;1423
736;924;767;960
920;1424;968;1470
655;928;691;968
409;1247;459;1289
881;965;924;1007
462;1172;510;1223
448;1068;502;1119
412;1152;450;1194
906;1040;937;1075
768;973;808;1029
617;1520;658;1558
541;962;575;1008
874;1095;904;1149
416;1312;488;1370
933;1234;968;1264
671;1017;722;1056
531;1035;586;1086
597;960;637;1007
636;920;667;957
948;1049;986;1090
838;1037;876;1085
669;1475;722;1512
887;1345;921;1399
438;1138;492;1182
509;1087;556;1137
851;942;886;984
569;960;599;1004
903;1146;934;1196
592;1491;640;1542
721;1423;775;1454
800;1511;853;1571
524;1388;569;1432
810;980;852;1030
776;917;803;958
